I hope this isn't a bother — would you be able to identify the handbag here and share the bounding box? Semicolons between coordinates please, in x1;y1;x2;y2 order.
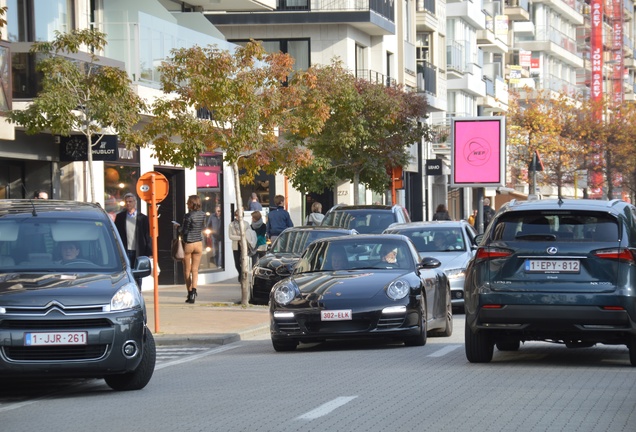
171;237;185;260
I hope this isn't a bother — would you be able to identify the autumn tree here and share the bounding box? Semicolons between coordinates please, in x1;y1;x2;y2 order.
7;29;147;201
143;41;329;305
287;61;429;203
507;89;587;197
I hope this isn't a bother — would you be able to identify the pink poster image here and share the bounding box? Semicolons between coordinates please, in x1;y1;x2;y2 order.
452;117;505;186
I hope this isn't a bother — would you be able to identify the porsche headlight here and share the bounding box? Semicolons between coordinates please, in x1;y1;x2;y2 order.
254;266;274;278
444;268;465;280
273;280;299;305
386;279;410;300
110;283;141;311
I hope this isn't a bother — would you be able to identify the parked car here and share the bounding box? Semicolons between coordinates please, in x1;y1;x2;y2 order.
384;220;478;311
464;198;636;366
269;234;452;351
250;226;357;305
0;199;156;390
320;204;411;233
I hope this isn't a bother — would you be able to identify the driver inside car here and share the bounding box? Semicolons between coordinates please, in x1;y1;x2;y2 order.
58;241;81;263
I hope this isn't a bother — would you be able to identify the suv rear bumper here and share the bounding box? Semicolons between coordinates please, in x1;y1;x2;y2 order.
469;304;636;342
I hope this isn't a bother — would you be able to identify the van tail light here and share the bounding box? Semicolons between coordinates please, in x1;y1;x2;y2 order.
475;246;513;261
593;248;636;263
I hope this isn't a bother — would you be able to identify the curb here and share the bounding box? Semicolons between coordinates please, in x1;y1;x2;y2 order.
153;323;270;346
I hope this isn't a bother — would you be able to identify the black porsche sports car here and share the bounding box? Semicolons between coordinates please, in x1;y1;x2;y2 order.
250;226;358;305
269;234;453;351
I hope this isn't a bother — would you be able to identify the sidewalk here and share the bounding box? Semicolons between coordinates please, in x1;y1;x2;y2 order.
142;279;270;346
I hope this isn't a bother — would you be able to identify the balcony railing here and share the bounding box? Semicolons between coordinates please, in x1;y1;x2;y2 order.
417;60;437;95
277;0;394;21
356;69;397;87
416;0;436;14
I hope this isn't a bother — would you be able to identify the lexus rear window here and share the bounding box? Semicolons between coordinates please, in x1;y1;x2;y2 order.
490;212;618;242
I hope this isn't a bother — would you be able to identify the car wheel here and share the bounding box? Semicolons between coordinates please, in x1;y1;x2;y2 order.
404;300;427;347
496;340;520;351
465;320;494;363
272;339;298;352
430;285;453;337
104;331;156;391
629;336;636;366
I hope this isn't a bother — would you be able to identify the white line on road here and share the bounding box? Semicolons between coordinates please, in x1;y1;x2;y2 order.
297;396;358;420
155;344;239;370
427;344;462;357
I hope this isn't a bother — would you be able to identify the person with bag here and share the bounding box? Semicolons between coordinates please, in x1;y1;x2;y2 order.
174;195;205;304
229;209;256;283
250;211;268;259
305;201;324;226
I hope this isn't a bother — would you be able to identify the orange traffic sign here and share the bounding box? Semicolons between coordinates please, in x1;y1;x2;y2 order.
137;171;169;203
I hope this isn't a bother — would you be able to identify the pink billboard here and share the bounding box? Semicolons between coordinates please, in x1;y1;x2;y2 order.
450;117;505;187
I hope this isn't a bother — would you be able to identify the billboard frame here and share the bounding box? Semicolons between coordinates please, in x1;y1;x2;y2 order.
450;116;506;188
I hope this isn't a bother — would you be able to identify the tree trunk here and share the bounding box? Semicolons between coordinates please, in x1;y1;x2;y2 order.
231;162;249;306
353;170;360;205
86;121;95;203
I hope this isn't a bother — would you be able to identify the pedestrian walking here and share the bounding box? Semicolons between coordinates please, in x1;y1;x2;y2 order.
114;193;152;289
482;198;495;227
33;190;49;199
433;204;452;221
175;195;206;304
266;194;293;242
229;209;252;283
248;192;263;211
251;210;268;260
206;205;223;268
305;201;324;226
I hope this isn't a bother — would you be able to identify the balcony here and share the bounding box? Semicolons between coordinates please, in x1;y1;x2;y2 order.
446;0;486;30
531;0;584;25
504;0;530;22
416;0;439;33
206;0;395;36
477;15;509;54
171;0;277;12
515;25;583;68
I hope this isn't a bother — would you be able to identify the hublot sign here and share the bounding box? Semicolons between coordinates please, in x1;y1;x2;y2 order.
59;135;118;162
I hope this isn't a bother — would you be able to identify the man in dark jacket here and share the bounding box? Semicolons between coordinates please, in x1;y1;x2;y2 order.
114;193;152;288
266;194;293;242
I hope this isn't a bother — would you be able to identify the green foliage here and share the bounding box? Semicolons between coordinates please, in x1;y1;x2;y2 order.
287;61;429;201
6;29;147;200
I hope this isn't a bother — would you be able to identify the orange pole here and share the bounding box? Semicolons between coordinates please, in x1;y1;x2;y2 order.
150;174;160;333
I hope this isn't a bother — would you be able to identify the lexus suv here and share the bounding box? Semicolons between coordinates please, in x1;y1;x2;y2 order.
0;199;156;390
464;198;636;366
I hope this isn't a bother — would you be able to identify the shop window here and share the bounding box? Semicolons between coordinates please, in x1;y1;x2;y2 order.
104;165;140;221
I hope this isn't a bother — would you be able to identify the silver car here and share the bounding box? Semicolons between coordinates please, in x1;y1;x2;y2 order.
384;220;478;311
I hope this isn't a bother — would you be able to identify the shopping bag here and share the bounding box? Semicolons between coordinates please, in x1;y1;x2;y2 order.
171;237;185;260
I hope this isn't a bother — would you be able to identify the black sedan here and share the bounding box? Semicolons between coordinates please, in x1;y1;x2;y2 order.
250;226;358;305
0;200;155;391
269;234;453;351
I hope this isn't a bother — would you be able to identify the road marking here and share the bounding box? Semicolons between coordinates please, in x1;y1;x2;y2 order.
155;345;239;370
427;344;462;357
297;396;358;420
